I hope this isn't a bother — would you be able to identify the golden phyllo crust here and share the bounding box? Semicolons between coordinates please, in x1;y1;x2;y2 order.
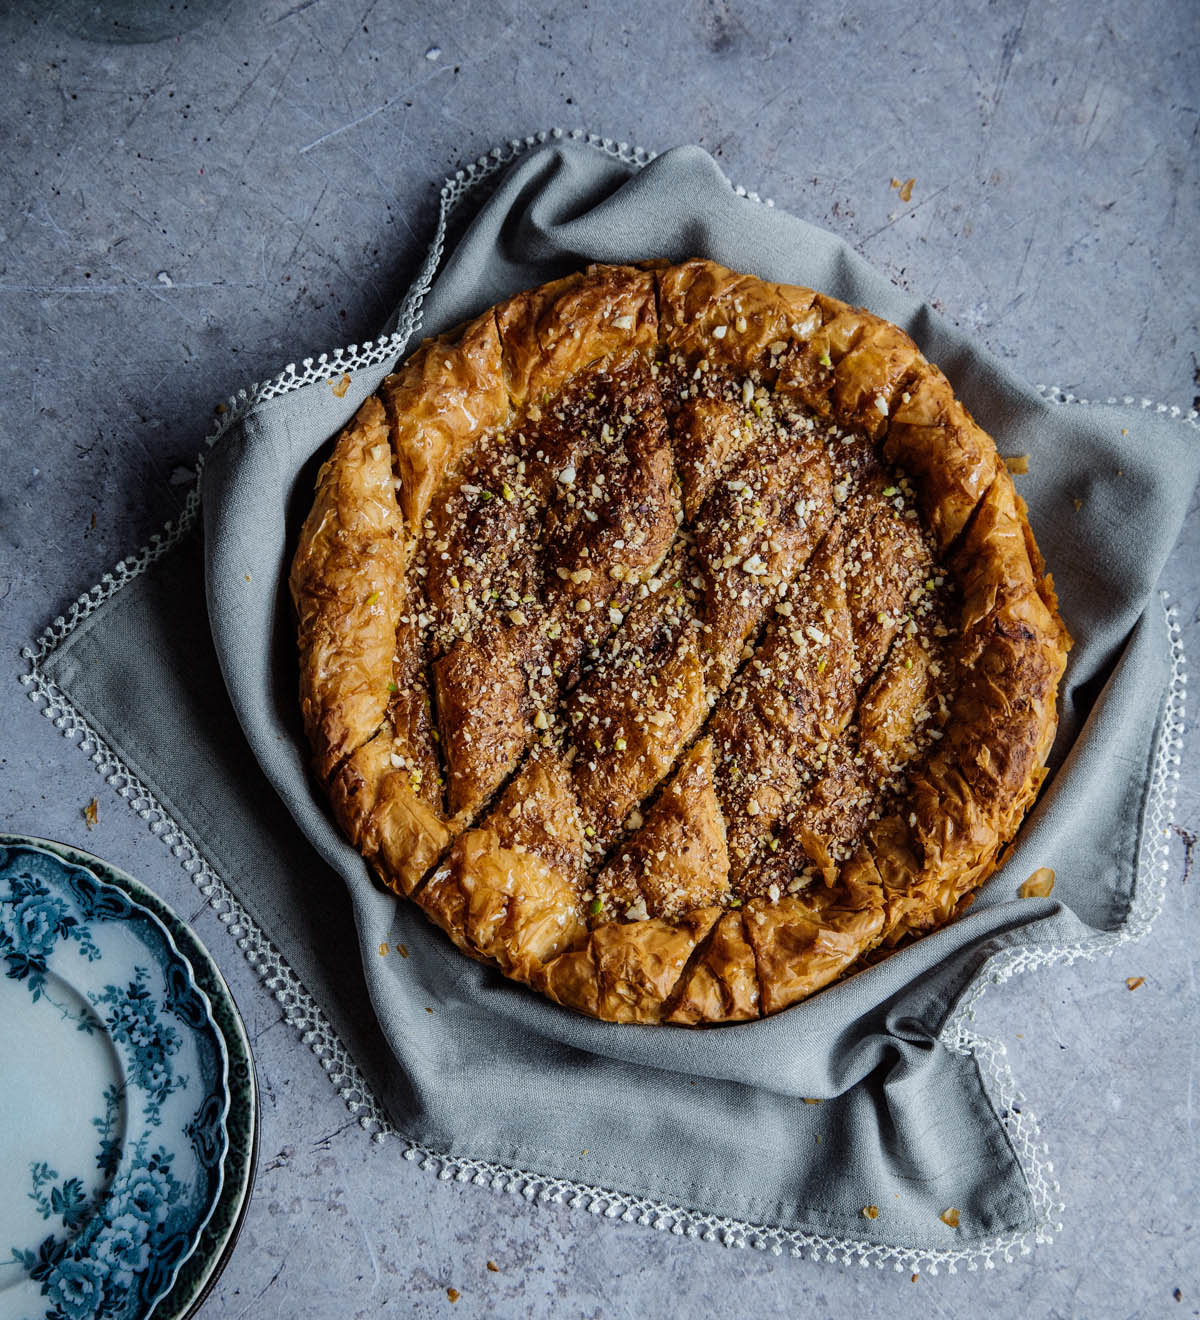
290;260;1070;1024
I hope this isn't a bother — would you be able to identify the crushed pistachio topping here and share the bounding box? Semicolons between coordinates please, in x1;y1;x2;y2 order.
371;335;963;932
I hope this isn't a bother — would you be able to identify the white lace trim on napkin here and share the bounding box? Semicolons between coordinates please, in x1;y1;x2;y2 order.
19;128;1194;1275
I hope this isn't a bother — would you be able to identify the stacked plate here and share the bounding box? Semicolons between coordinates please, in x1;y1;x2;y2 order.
0;836;257;1320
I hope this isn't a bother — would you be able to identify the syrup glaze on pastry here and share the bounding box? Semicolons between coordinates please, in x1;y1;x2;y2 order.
290;260;1070;1024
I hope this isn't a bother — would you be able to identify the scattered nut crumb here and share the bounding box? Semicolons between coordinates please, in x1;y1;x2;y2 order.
862;1205;879;1220
378;942;389;956
1174;1288;1183;1302
899;177;915;202
801;1097;822;1105
83;798;99;830
1072;497;1083;512
425;1006;434;1014
398;943;409;958
912;1273;919;1283
941;1207;961;1228
1019;867;1055;898
1003;453;1030;474
486;1261;499;1273
446;1287;459;1303
1126;976;1145;991
331;374;351;398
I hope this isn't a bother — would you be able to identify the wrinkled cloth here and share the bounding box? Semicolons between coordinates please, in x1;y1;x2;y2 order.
43;140;1199;1251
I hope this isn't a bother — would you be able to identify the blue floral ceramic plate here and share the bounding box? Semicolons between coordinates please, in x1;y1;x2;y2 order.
0;840;230;1320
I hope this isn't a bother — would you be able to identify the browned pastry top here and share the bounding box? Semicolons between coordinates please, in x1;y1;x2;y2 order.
289;260;1071;1024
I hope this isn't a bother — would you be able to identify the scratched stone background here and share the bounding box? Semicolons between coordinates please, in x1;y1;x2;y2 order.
1;0;1197;1316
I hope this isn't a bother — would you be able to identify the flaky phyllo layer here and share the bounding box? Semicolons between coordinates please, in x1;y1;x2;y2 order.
290;261;1070;1023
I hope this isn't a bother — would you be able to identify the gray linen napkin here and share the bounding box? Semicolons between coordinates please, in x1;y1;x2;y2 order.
35;137;1198;1267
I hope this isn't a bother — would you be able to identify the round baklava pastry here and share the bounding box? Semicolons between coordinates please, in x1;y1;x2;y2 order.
290;260;1070;1024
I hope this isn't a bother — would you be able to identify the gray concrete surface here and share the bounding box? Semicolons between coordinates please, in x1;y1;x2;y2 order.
1;1;1197;1316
